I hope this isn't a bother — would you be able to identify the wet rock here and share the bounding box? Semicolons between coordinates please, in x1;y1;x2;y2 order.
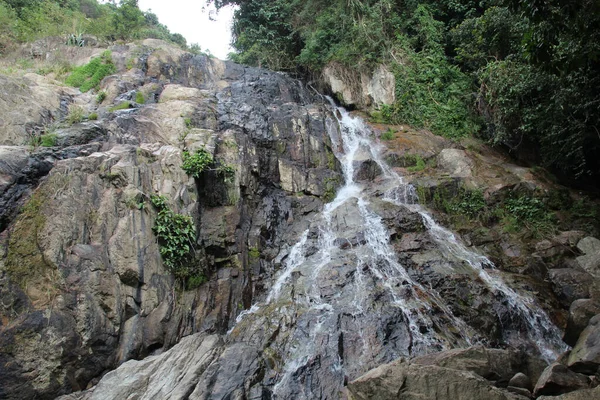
437;149;473;178
354;159;383;181
533;363;590;396
575;237;600;278
564;299;600;346
54;123;107;147
348;357;526;400
567;314;600;374
321;63;395;108
506;386;532;398
548;269;593;307
412;346;539;385
537;386;600;399
509;372;533;390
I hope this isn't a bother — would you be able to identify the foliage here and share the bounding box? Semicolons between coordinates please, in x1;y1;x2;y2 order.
380;128;395;141
65;50;115;92
65;104;85;124
96;91;106;103
501;195;556;237
212;0;600;183
88;112;98;120
407;154;426;172
181;148;236;181
0;0;189;48
39;133;57;147
109;101;131;112
181;148;214;178
150;194;203;285
135;91;145;104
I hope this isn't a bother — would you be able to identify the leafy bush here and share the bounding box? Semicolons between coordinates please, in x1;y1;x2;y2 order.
150;194;202;284
380;128;395;140
65;51;115;92
182;148;214;178
181;148;235;181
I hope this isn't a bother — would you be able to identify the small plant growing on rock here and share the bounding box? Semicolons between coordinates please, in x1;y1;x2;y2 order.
380;128;396;140
109;101;132;112
66;105;85;125
40;133;57;147
96;91;107;104
182;148;213;178
135;91;145;104
66;50;115;92
150;194;203;285
181;148;236;181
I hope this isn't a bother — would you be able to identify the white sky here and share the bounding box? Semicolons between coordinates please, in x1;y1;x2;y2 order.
137;0;235;60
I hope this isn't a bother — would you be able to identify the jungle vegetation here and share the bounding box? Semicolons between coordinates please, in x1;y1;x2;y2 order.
210;0;600;185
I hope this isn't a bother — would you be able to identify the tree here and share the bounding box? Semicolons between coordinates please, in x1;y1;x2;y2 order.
111;0;144;40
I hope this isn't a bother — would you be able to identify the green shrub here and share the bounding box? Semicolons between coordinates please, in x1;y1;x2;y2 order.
96;91;106;103
65;51;115;92
502;195;556;237
39;133;57;147
407;155;426;172
109;101;131;112
88;112;98;120
380;128;395;140
65;105;85;125
150;194;201;283
135;91;145;104
182;148;213;178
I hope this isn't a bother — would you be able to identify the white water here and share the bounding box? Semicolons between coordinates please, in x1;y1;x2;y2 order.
232;98;566;397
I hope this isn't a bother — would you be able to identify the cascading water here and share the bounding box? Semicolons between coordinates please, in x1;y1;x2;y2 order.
231;98;567;398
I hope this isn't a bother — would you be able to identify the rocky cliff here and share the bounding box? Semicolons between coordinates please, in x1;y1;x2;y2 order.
0;39;599;400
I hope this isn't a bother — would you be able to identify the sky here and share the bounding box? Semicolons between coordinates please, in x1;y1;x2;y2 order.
137;0;235;60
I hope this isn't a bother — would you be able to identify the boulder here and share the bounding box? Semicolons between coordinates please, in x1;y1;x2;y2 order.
576;237;600;278
537;385;600;399
437;149;473;178
567;314;600;374
548;269;593;307
348;358;526;400
509;372;532;390
533;363;590;396
322;63;395;108
564;299;600;346
412;346;526;384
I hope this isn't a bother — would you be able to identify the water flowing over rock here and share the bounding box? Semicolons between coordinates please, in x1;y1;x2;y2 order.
1;39;595;399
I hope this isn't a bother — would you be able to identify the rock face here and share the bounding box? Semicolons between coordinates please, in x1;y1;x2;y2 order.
322;62;395;108
347;354;526;400
0;38;598;400
0;40;339;399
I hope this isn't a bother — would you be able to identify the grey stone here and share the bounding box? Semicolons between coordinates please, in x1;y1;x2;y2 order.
348;358;526;400
533;363;590;396
564;299;600;346
509;372;532;390
568;314;600;374
437;148;473;178
548;269;593;307
576;237;600;278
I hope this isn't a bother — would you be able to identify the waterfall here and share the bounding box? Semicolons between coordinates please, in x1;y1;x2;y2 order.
231;98;566;399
